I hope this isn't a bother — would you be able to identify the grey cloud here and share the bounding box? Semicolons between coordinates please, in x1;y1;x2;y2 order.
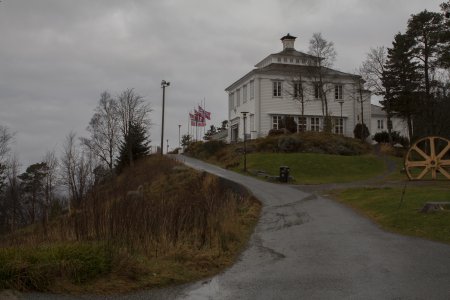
0;0;443;167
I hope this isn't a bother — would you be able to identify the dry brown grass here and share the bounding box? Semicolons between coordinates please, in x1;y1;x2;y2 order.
0;156;261;293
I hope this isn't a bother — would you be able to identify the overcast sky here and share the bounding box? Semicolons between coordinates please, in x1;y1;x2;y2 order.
0;0;444;167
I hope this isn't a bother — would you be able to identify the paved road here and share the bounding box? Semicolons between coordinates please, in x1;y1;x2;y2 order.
21;156;450;300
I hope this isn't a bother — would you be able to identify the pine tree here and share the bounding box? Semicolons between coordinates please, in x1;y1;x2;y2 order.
382;33;421;140
116;121;150;172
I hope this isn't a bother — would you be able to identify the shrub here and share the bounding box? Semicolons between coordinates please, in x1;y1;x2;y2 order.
185;140;227;159
255;136;279;152
353;123;370;140
278;136;301;152
373;131;409;147
268;128;287;136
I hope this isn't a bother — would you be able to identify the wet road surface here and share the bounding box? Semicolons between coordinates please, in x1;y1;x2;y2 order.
21;155;450;300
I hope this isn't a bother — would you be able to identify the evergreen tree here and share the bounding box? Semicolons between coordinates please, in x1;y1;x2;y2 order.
18;162;47;224
382;33;421;140
439;1;450;68
116;121;150;172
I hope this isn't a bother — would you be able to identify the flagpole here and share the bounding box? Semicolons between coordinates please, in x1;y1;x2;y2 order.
203;98;206;137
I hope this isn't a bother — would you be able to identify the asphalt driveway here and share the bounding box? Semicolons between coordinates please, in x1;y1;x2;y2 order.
21;155;450;300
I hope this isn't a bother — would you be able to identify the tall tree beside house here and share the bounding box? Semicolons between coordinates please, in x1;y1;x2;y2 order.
308;32;337;132
406;10;445;135
360;46;394;144
382;33;421;140
284;73;307;130
116;121;150;172
439;1;450;67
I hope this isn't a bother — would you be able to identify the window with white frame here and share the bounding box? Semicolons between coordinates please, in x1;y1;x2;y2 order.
311;117;320;131
273;81;282;97
272;115;283;129
229;93;234;110
314;83;321;99
297;116;307;132
250;80;254;99
377;119;384;129
335;84;343;100
236;89;240;106
294;82;302;98
335;118;344;134
243;84;247;103
277;57;281;62
250;114;255;131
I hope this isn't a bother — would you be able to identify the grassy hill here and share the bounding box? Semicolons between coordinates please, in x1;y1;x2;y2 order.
186;132;390;184
0;156;260;294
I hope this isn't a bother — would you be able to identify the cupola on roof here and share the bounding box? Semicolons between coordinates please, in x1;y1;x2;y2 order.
280;33;296;50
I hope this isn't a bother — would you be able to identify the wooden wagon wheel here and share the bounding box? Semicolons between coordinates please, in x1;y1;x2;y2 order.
404;136;450;180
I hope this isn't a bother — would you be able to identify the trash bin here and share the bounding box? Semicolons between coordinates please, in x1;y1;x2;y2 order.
279;166;290;183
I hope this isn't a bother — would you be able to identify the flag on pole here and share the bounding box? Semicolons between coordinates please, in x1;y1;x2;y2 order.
198;105;211;120
189;111;206;127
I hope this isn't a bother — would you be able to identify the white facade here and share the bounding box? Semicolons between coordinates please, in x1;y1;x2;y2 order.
370;104;409;138
225;34;373;142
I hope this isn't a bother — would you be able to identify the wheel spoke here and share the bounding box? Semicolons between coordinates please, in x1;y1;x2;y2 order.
406;161;428;167
430;137;436;158
438;167;450;180
441;160;450;166
417;167;429;180
437;143;450;160
412;146;429;160
431;168;437;179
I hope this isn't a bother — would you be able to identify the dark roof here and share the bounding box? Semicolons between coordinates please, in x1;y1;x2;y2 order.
225;63;361;91
280;33;296;40
274;49;316;59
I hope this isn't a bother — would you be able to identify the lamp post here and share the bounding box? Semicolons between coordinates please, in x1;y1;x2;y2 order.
338;99;344;135
241;112;248;172
178;124;181;148
160;80;170;155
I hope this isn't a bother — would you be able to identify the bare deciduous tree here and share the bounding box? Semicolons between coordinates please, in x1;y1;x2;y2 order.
5;154;21;232
284;73;308;131
0;125;14;162
308;32;337;130
360;46;394;143
61;132;95;210
81;92;119;172
42;150;58;231
116;89;152;167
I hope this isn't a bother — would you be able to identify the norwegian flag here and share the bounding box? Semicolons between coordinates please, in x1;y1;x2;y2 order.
198;105;211;120
189;111;206;127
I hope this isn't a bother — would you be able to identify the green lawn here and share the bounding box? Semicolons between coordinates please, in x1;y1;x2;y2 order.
239;153;386;184
333;185;450;244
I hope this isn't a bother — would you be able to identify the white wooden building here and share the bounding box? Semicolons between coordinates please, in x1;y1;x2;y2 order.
225;33;373;142
370;104;409;138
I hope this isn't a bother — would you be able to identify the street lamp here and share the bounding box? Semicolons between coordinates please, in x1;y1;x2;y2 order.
178;124;182;148
241;111;249;172
160;80;170;155
338;99;344;135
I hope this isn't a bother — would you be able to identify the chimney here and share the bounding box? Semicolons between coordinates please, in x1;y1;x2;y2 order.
280;33;296;50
